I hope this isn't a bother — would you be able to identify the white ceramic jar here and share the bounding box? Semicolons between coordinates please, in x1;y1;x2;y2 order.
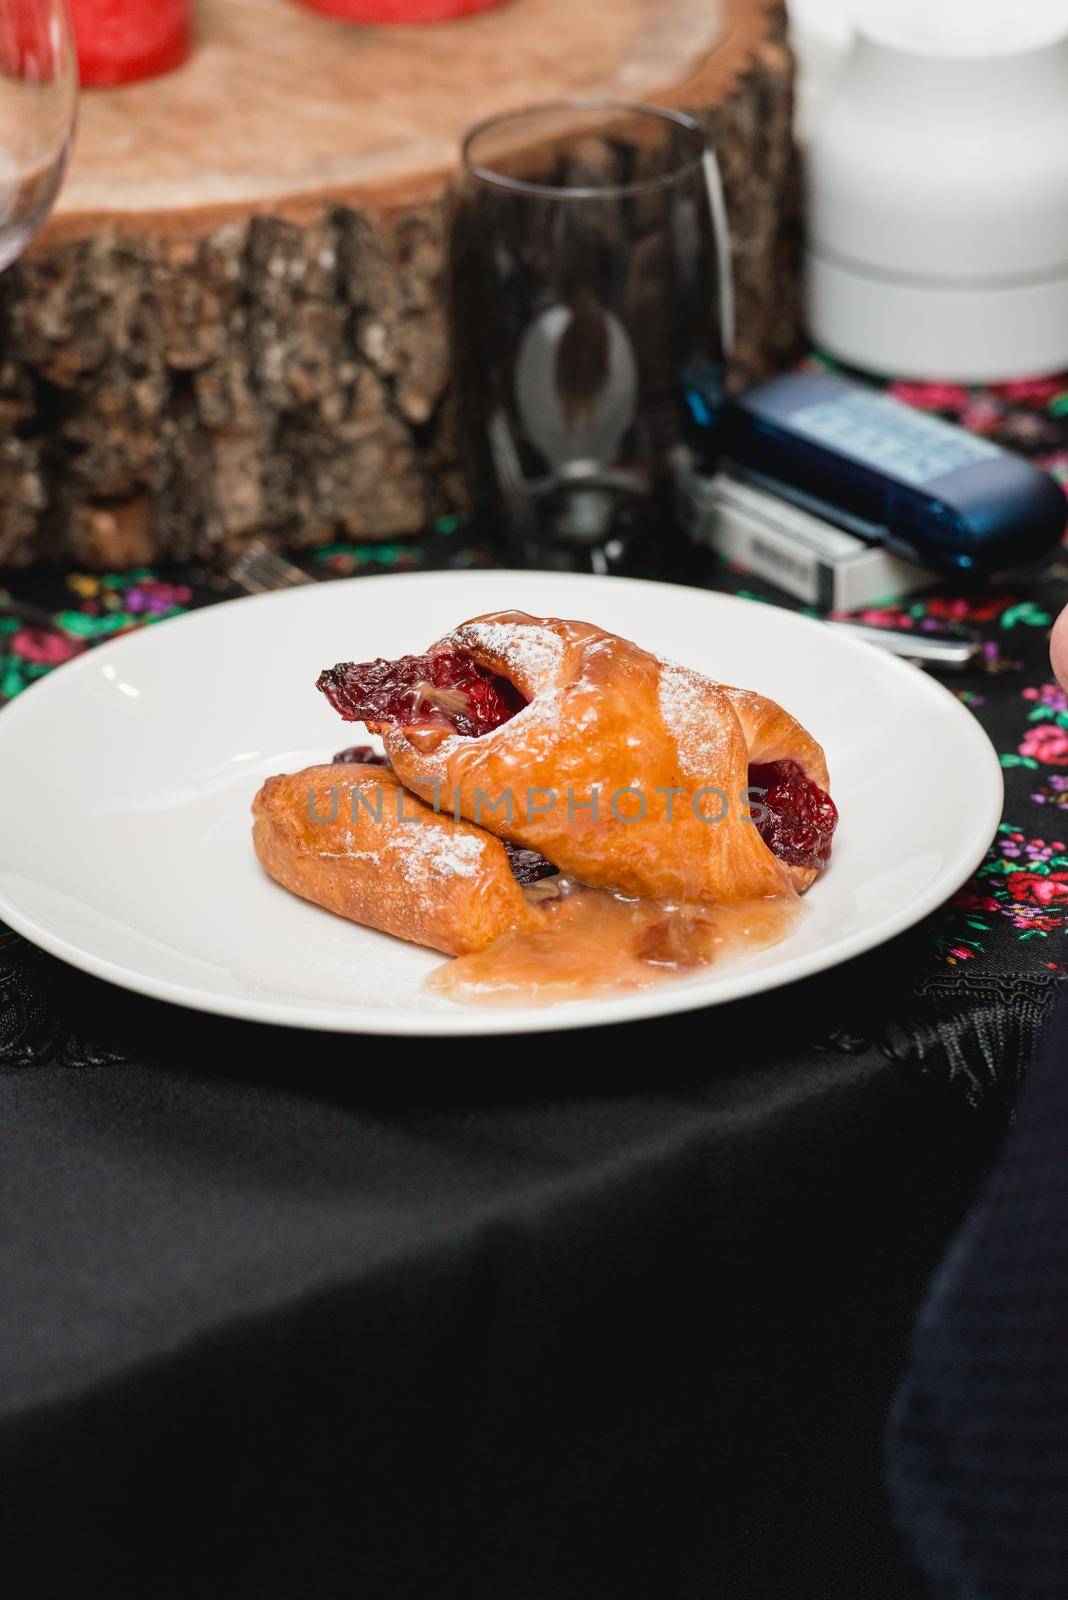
805;0;1068;380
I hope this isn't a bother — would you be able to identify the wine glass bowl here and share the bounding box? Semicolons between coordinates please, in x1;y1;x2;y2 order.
0;0;77;272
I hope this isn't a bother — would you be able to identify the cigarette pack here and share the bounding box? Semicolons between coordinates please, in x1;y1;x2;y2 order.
677;466;936;611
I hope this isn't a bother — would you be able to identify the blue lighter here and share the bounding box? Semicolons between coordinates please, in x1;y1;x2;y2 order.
722;372;1066;576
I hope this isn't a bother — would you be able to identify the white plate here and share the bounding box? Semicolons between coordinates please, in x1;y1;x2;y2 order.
0;571;1001;1036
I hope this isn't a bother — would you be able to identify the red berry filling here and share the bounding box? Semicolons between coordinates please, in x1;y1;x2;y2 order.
318;648;526;739
748;759;838;871
332;745;391;767
504;842;559;885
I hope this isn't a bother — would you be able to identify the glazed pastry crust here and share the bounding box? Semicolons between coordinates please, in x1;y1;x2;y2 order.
252;764;540;956
379;613;832;902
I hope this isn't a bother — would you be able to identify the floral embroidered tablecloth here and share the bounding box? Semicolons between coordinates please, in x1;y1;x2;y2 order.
2;361;1067;1078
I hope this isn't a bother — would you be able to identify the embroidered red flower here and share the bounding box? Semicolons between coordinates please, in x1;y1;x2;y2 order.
1005;870;1068;908
8;626;82;666
925;595;1006;625
993;377;1065;404
1019;725;1068;765
951;887;999;915
889;381;971;412
833;605;914;630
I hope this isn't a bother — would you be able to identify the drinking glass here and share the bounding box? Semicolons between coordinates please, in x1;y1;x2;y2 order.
0;0;77;272
453;100;732;572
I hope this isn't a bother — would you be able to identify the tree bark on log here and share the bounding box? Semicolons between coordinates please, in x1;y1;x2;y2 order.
0;0;798;569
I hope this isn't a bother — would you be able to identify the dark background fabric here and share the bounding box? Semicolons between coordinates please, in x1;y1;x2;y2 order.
2;364;1068;1596
889;989;1068;1600
0;945;1010;1600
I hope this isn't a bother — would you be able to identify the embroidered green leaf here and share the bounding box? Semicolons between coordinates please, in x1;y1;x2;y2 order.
999;753;1039;769
102;569;155;589
53;610;134;639
1;665;27;699
313;541;411;565
1000;602;1052;630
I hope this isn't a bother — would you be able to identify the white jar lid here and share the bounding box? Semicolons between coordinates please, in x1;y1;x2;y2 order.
808;0;1068;283
859;0;1068;59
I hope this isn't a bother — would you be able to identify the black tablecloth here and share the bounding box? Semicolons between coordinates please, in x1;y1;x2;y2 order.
3;365;1068;1596
0;961;1012;1599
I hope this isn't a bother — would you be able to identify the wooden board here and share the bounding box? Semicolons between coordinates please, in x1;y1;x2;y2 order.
54;0;733;224
0;0;799;568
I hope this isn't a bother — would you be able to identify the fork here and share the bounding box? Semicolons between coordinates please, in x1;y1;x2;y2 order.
228;542;314;595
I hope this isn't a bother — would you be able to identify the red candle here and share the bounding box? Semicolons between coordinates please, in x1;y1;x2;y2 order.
295;0;508;22
69;0;191;87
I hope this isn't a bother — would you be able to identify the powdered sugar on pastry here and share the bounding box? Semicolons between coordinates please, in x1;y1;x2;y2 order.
394;821;487;884
657;660;733;781
304;821;485;884
386;682;565;788
446;619;565;688
720;685;763;713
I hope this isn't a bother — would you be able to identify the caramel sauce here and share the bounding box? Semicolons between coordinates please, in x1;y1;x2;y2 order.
427;878;801;1007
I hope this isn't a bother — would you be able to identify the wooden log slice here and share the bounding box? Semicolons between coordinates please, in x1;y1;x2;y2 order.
0;0;798;568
